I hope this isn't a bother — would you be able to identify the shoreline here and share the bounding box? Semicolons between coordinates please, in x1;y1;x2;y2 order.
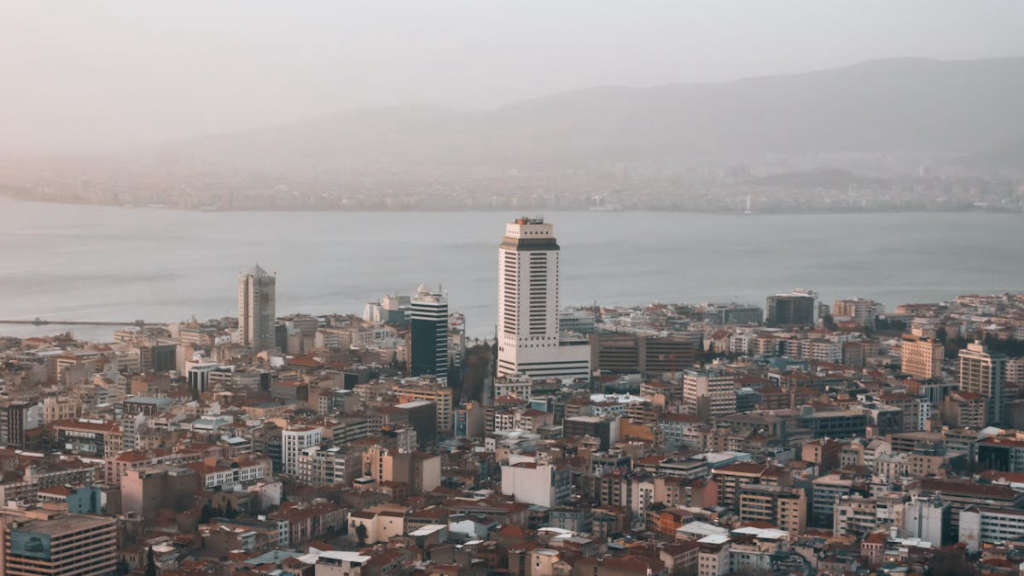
1;194;1021;216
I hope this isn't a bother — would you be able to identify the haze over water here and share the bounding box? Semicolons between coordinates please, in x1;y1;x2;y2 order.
1;197;1021;341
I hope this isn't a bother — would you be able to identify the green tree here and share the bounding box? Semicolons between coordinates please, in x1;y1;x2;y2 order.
199;501;213;523
822;314;837;331
355;523;368;545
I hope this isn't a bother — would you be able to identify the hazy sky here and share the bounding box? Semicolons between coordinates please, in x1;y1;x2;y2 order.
3;0;1023;154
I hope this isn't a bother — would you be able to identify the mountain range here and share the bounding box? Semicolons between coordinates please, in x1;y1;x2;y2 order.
144;57;1024;180
3;57;1024;211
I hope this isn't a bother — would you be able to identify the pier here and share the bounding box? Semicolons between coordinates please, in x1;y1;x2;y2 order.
0;318;164;327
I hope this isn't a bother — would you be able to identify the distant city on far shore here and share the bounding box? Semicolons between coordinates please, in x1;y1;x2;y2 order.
4;3;1024;575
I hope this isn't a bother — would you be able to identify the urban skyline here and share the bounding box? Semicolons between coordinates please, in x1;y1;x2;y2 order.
1;217;1023;576
2;3;1024;575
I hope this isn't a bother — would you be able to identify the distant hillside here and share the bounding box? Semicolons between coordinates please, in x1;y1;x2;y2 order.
3;58;1024;212
146;58;1024;179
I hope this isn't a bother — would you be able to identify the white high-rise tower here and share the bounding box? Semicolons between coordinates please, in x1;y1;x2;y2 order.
497;217;590;380
239;265;276;351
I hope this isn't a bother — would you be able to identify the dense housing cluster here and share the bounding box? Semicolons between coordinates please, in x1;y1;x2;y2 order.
1;219;1023;576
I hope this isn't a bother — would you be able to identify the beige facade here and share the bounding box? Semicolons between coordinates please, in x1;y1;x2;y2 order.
394;382;453;432
901;335;943;381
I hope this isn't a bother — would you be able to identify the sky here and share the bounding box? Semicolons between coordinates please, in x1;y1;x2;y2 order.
3;0;1023;154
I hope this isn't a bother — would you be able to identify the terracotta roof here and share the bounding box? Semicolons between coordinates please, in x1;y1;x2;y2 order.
496;524;530;539
918;478;1017;500
713;462;765;475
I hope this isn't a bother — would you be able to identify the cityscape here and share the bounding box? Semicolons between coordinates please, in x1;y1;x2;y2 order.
3;3;1024;576
0;216;1023;576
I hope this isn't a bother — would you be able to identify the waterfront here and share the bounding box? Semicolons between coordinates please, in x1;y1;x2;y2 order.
0;197;1021;341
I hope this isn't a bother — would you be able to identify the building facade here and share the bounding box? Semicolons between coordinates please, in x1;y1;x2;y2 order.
901;335;944;381
959;341;1007;425
496;217;590;381
239;265;277;351
765;292;816;327
4;514;117;576
409;286;448;380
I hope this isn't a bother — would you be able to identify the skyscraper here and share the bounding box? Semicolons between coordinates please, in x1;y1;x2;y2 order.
409;285;448;379
959;341;1007;425
238;265;276;351
497;217;590;380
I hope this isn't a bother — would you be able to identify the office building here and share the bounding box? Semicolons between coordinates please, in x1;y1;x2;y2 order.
4;514;117;576
912;479;1020;544
494;375;532;400
901;335;944;381
765;291;816;327
738;484;806;535
704;303;764;326
395;399;437;447
959;506;1024;552
832;298;883;328
409;285;448;380
800;409;868;438
590;332;699;377
394;380;454;433
811;474;854;527
282;426;323;475
0;401;31;448
239;265;277;351
496;217;590;381
959;341;1007;425
683;369;736;418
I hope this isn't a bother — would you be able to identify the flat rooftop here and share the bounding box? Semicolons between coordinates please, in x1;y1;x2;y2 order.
13;514;113;536
396;400;435;409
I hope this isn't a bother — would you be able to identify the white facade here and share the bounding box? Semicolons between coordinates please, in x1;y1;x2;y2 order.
239;265;277;351
902;496;945;546
282;426;322;475
203;462;267;489
959;507;1024;552
697;538;730;576
496;218;590;381
315;551;370;576
495;376;533;400
501;462;557;507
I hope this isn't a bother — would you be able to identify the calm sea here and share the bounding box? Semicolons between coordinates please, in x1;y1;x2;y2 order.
0;197;1021;341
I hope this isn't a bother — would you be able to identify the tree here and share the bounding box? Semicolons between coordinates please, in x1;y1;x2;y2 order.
355;522;368;545
145;546;157;576
199;501;213;523
224;500;236;519
925;546;978;576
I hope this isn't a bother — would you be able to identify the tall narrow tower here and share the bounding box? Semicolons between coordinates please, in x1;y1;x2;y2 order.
959;340;1007;425
497;217;589;380
410;284;449;380
239;265;276;351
